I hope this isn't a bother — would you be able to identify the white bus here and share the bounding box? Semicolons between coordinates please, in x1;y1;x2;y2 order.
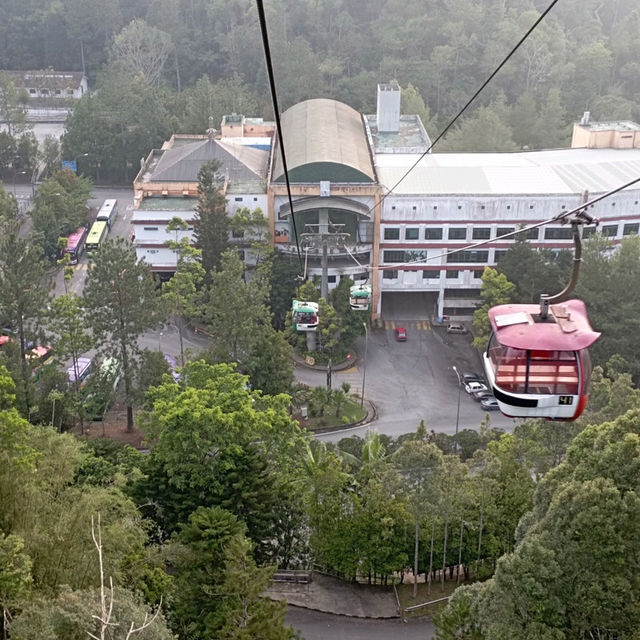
96;199;118;229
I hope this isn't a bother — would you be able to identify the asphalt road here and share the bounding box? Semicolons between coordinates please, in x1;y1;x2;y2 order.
286;607;435;640
299;325;517;442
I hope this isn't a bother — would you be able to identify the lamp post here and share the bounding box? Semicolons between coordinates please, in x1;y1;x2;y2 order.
452;366;462;454
360;322;369;409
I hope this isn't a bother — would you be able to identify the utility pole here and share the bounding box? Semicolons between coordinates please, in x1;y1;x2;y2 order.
300;222;349;301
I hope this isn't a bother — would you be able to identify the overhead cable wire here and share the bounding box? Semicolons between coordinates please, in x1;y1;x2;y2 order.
255;0;304;273
367;0;561;216
376;175;640;271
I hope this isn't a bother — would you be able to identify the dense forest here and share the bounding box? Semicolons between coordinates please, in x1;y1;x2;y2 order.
3;0;640;152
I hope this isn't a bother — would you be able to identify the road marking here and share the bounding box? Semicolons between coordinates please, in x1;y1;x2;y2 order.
340;366;359;374
391;320;396;330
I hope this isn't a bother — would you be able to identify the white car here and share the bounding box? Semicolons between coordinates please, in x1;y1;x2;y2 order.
464;381;488;395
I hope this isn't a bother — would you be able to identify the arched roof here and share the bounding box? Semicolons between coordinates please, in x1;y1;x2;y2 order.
272;99;375;183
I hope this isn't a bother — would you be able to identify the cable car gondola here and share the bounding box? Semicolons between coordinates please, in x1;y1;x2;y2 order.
292;300;319;332
483;300;600;420
349;284;372;311
483;215;601;421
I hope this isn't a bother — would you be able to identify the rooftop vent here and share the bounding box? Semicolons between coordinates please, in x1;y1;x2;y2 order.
376;82;401;133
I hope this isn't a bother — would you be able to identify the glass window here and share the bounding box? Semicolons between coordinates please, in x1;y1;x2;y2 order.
383;250;405;262
382;270;398;279
497;227;515;237
544;227;573;240
446;270;459;279
405;227;419;240
623;223;639;236
601;224;618;237
448;228;466;240
516;228;539;240
384;228;400;240
473;270;484;279
143;226;159;231
234;197;243;202
237;250;245;261
328;275;337;283
425;228;443;240
583;227;596;238
494;250;507;262
446;250;489;263
472;228;491;240
422;270;440;279
231;229;244;238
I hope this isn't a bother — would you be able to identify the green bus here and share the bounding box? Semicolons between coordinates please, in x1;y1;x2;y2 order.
85;220;109;253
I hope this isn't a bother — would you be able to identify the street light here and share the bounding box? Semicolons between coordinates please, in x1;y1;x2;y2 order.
360;322;369;409
452;365;462;454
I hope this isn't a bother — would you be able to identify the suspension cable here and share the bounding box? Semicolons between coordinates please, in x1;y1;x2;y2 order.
255;0;304;274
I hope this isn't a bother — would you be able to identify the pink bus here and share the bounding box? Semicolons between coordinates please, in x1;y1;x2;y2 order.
65;226;88;264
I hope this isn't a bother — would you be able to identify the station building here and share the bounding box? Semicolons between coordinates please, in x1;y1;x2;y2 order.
134;86;640;321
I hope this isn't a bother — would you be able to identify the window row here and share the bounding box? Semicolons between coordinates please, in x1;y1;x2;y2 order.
382;269;485;280
383;226;541;241
382;249;489;264
383;224;640;242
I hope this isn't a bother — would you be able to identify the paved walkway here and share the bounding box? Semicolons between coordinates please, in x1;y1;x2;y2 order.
265;573;400;618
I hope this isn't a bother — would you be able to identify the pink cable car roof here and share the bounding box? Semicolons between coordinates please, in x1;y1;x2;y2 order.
488;299;601;351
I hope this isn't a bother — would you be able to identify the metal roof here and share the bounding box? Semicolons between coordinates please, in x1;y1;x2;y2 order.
375;148;640;196
272;99;375;183
150;138;269;183
488;300;600;351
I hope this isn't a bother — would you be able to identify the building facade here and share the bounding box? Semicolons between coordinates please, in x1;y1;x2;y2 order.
133;88;640;322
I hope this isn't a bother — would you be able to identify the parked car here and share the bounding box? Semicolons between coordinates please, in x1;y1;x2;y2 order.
461;371;484;384
473;390;494;402
395;327;407;341
464;381;488;395
447;323;467;334
480;397;500;411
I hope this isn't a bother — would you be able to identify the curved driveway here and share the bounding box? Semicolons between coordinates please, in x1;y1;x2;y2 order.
296;325;518;442
286;607;434;640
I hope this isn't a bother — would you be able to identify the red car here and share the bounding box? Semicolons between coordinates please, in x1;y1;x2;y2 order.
395;327;407;341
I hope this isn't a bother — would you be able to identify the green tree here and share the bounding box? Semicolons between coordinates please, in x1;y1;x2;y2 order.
0;532;32;640
392;430;443;597
214;535;295;640
39;135;61;179
205;249;271;365
0;183;18;222
0;72;29;137
497;235;572;303
136;361;305;554
182;74;260;134
242;328;294;396
194;159;228;274
9;585;173;640
472;267;516;350
31;170;92;260
62;65;171;182
111;19;173;87
438;104;518;153
163;219;205;366
169;506;294;640
83;238;162;431
0;222;50;414
46;294;93;433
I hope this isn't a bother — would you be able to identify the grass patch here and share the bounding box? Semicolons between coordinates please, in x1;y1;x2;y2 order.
303;397;367;430
397;577;471;618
